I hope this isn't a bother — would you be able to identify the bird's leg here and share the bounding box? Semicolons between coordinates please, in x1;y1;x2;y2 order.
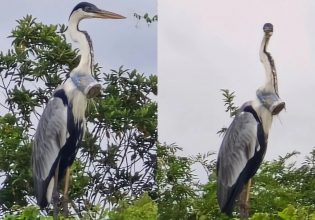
62;167;70;217
239;178;252;220
53;162;60;220
245;178;252;204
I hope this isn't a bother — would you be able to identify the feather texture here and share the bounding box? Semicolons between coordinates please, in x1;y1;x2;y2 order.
217;105;267;215
32;80;86;208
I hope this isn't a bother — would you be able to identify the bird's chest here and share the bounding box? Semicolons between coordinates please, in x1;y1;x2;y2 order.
61;88;87;163
255;122;267;152
66;103;85;155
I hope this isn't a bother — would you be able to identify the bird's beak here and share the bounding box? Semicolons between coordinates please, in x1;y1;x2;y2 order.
93;9;126;19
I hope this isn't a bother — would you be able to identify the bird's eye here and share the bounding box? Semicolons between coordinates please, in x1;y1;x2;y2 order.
84;6;92;11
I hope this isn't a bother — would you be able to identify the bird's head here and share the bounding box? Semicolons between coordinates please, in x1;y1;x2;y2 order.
69;2;125;22
263;23;273;37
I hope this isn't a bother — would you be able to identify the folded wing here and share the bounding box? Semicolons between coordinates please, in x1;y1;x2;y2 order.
32;96;68;208
217;112;259;215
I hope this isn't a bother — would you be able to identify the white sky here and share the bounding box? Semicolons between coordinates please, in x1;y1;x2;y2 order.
159;0;315;182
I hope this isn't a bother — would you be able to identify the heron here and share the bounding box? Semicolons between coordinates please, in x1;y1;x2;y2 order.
216;23;285;217
32;2;125;216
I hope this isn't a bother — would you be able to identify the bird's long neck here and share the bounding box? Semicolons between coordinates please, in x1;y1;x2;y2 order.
252;99;273;135
68;17;94;75
62;78;88;122
259;34;278;96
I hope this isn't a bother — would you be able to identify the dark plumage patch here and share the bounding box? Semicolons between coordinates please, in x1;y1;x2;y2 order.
54;90;68;106
58;103;84;180
263;38;279;96
243;106;260;123
70;2;98;17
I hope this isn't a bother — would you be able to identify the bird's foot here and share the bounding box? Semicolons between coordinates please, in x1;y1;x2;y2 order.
62;194;70;217
52;190;60;220
239;202;250;219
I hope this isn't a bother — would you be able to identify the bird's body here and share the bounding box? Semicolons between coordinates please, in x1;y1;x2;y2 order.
216;23;285;216
31;2;125;213
217;100;271;214
33;78;86;207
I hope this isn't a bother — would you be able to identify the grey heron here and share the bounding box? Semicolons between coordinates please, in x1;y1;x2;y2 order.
216;23;285;217
31;1;125;215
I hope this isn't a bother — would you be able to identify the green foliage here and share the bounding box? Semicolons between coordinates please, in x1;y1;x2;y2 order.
94;67;157;135
0;114;32;209
277;205;315;220
106;192;157;220
221;89;239;117
217;89;239;136
250;205;315;220
0;15;77;129
67;160;90;200
3;205;75;220
4;206;41;220
157;144;199;220
249;212;273;220
251;151;315;214
192;179;228;220
133;13;158;25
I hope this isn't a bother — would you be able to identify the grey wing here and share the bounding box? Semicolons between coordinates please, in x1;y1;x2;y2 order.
32;97;68;206
217;112;258;211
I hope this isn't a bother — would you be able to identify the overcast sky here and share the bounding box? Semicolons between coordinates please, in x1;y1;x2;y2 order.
0;0;157;75
159;0;315;182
